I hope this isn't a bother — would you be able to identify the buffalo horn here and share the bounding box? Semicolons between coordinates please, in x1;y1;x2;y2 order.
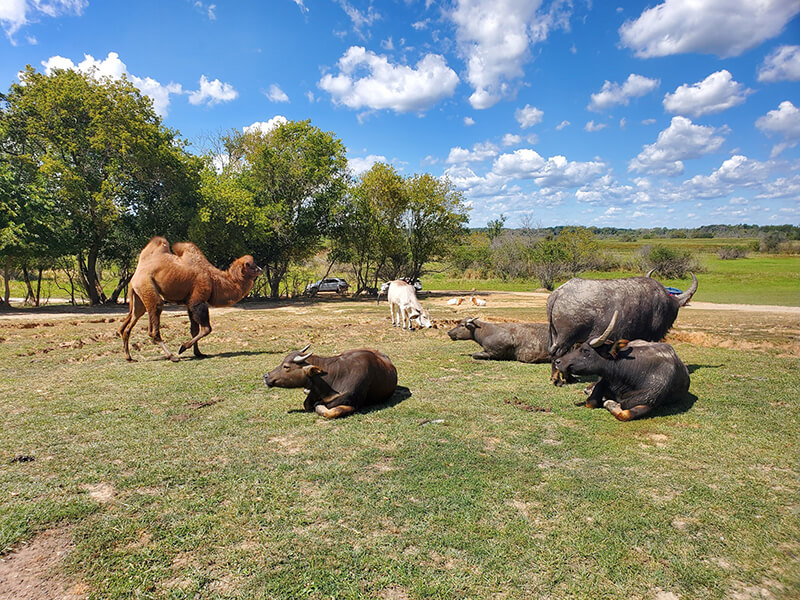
675;272;698;307
646;268;656;278
589;310;618;348
293;343;312;362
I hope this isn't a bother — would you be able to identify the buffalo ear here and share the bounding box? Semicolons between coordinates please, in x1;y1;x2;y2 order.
610;339;629;358
302;365;326;377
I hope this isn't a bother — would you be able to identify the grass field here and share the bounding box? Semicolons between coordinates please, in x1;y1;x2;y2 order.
1;294;798;599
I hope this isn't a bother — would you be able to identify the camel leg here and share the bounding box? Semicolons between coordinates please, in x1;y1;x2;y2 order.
119;291;146;362
178;302;211;356
145;297;178;362
186;308;208;358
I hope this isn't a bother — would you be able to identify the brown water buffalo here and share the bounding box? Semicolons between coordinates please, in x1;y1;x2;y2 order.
554;312;690;421
547;272;697;384
263;345;398;419
447;318;550;363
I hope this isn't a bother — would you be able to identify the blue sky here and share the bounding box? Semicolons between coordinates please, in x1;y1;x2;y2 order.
1;0;799;228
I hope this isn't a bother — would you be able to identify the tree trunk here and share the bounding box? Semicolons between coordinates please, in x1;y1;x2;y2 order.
22;266;37;306
108;270;132;304
1;261;10;307
80;248;107;305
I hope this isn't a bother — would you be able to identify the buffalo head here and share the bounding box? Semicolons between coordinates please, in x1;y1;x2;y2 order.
447;317;478;340
263;344;325;389
555;311;629;376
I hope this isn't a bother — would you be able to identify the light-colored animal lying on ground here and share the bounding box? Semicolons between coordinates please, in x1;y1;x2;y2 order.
263;345;398;419
447;318;550;363
119;236;262;362
447;297;464;306
387;279;431;329
471;296;487;306
554;311;690;421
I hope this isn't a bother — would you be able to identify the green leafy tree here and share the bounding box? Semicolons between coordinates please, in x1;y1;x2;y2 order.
403;174;469;281
1;66;201;304
192;120;349;298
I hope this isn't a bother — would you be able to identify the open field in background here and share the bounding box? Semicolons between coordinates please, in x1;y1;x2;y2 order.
3;238;799;308
1;294;798;599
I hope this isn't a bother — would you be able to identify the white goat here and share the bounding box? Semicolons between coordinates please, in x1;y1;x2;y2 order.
387;280;431;330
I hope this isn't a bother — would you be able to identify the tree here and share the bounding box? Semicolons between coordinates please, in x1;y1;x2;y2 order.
403;174;469;281
192;120;349;298
486;214;506;240
1;66;201;304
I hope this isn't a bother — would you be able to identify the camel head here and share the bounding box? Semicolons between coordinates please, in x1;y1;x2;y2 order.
232;255;263;282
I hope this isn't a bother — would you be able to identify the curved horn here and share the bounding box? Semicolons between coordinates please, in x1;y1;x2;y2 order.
589;311;618;348
293;343;312;362
646;268;656;278
465;317;478;326
675;272;698;307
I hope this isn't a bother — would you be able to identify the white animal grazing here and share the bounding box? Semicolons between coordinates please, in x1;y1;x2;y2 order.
387;279;432;330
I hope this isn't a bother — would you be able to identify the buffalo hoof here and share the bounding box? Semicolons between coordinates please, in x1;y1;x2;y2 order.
168;354;180;363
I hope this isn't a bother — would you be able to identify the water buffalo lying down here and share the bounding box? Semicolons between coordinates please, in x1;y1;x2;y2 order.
447;318;550;363
554;312;690;421
263;345;398;419
547;272;697;384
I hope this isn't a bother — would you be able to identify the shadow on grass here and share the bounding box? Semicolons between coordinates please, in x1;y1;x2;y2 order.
284;386;413;417
651;391;699;418
686;363;723;374
203;349;279;359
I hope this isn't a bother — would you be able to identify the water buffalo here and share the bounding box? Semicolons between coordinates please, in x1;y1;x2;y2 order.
447;318;550;363
547;272;697;384
263;345;398;419
554;311;690;421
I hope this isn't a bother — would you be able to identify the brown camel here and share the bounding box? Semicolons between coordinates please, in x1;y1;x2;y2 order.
119;236;262;361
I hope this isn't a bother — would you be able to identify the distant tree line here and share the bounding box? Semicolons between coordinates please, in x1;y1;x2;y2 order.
1;66;469;306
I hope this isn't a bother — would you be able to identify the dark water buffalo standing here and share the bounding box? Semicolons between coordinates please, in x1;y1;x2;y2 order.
263;345;398;419
447;318;550;363
554;312;690;421
547;272;697;383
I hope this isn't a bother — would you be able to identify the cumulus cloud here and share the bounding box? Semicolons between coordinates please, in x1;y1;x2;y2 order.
1;0;86;43
628;116;726;176
451;0;571;109
464;116;475;126
318;46;458;113
502;133;522;146
758;45;800;82
663;70;751;117
556;120;570;130
682;155;774;198
755;101;800;156
619;0;800;59
40;52;182;116
588;73;659;111
243;115;288;135
348;154;387;175
188;75;239;106
584;120;607;132
266;84;289;102
515;104;543;128
446;142;499;164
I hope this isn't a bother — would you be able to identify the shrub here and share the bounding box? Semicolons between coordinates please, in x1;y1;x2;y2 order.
717;245;748;260
635;244;699;279
759;231;786;253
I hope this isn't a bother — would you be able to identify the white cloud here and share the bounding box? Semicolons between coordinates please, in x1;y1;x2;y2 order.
682;155;774;198
502;133;522;146
663;70;751;117
584;120;607;132
193;1;216;20
188;75;238;106
515;104;543;128
464;116;475;126
412;19;430;30
619;0;800;59
40;52;182;116
318;46;459;113
556;120;570;130
758;45;800;82
1;0;86;43
755;101;800;156
243;115;288;135
629;116;726;176
266;84;289;103
348;154;387;175
291;0;308;14
451;0;571;109
337;0;379;37
588;73;659;111
446;141;499;164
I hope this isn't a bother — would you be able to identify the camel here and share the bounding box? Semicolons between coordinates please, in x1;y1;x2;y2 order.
119;236;262;361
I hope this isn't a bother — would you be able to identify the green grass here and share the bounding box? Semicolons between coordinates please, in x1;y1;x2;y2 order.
1;300;797;599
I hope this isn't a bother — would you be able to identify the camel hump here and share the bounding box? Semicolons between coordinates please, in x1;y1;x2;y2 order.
137;236;172;263
172;242;215;270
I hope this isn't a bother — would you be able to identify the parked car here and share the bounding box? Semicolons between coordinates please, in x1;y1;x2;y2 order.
305;278;349;295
